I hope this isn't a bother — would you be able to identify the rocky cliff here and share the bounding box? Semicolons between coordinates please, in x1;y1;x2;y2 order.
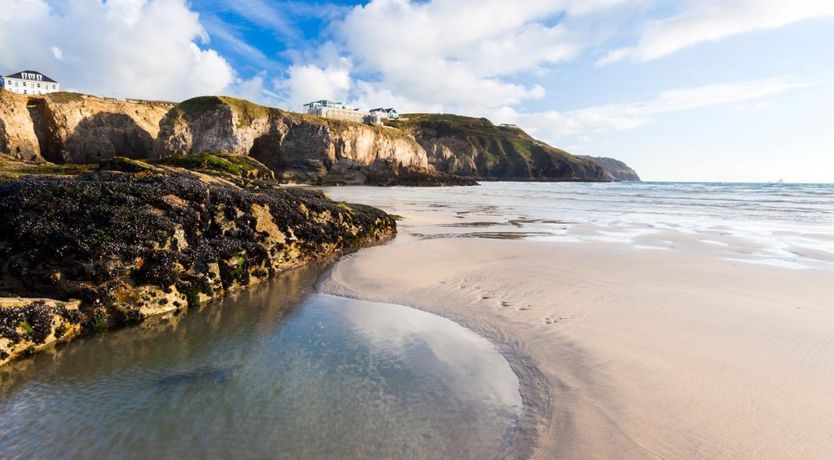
36;93;171;163
152;96;461;185
395;114;625;182
1;90;639;184
0;89;171;164
0;90;42;163
579;156;641;181
0;159;396;366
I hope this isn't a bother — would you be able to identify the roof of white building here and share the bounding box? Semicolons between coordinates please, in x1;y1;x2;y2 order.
4;70;58;83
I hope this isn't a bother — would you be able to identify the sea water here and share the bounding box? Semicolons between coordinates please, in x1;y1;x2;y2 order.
322;182;834;269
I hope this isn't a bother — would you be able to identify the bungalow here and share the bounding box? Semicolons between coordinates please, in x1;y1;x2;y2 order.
0;70;60;95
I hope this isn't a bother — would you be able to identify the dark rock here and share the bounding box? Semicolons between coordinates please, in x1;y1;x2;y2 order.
0;165;396;366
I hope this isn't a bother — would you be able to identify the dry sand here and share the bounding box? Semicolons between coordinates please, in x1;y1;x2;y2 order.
318;198;834;459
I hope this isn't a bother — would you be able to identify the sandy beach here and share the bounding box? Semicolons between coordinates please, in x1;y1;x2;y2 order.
319;186;834;459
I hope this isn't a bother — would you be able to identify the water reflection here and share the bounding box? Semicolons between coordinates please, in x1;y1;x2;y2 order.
0;264;521;459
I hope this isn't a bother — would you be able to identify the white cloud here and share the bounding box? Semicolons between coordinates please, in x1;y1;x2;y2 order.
274;0;631;114
276;59;353;109
0;0;235;101
601;0;834;64
495;77;808;139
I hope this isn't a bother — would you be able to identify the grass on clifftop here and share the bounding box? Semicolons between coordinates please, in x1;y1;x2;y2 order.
394;114;532;139
172;96;419;145
43;92;87;104
392;113;603;179
174;96;271;129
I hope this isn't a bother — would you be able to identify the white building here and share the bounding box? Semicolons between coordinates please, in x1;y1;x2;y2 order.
370;108;399;120
0;70;60;95
304;100;367;123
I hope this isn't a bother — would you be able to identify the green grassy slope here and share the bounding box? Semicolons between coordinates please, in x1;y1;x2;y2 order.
393;114;609;181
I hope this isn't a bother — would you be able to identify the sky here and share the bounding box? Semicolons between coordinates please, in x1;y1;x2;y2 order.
1;0;833;182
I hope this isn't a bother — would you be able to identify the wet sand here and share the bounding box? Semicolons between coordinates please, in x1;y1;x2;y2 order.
318;191;834;459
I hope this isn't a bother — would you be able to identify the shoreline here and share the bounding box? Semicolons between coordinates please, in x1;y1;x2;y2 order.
316;261;554;460
316;190;834;458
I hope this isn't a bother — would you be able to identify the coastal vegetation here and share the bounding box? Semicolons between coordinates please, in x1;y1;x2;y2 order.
395;113;621;181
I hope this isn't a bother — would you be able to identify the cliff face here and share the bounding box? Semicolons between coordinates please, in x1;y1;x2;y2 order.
0;161;396;366
396;115;613;182
0;90;170;164
154;96;437;185
0;90;42;163
36;93;171;163
579;156;641;181
1;90;640;184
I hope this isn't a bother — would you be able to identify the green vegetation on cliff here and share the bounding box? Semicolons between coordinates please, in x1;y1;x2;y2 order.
174;96;271;129
394;114;610;181
159;153;275;180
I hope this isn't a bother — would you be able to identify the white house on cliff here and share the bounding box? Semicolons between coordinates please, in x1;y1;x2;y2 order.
303;100;366;123
304;100;400;126
0;70;60;95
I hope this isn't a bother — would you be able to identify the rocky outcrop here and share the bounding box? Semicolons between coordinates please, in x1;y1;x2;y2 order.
0;90;43;162
152;96;460;185
579;156;641;181
0;163;396;366
396;115;613;182
0;298;83;366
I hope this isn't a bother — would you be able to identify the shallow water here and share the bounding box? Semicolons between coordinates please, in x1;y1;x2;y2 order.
322;182;834;269
0;266;521;459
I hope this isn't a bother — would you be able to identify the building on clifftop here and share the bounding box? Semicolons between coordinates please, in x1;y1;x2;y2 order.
0;70;60;95
303;100;368;123
369;108;399;120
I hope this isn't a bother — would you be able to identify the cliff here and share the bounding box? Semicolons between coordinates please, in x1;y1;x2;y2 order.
0;159;396;366
0;90;170;164
1;90;639;184
579;156;641;181
0;90;42;162
152;96;466;185
394;114;619;182
34;93;171;163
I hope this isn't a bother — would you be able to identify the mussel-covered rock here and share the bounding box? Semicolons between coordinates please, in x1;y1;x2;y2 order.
0;166;396;366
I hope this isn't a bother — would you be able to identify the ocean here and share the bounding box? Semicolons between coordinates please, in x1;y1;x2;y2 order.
321;181;834;270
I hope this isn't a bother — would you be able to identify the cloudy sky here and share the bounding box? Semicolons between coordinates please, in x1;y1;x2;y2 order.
2;0;833;182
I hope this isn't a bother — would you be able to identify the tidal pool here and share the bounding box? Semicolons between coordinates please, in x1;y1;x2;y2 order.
0;266;522;459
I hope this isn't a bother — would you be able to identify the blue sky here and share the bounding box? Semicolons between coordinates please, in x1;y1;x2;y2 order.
2;0;834;182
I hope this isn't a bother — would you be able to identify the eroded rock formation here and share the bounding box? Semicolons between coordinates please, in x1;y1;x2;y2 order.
0;90;42;162
0;90;171;164
0;162;396;366
153;96;444;185
0;298;83;367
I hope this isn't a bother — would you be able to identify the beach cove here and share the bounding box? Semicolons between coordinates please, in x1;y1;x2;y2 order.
320;182;834;459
